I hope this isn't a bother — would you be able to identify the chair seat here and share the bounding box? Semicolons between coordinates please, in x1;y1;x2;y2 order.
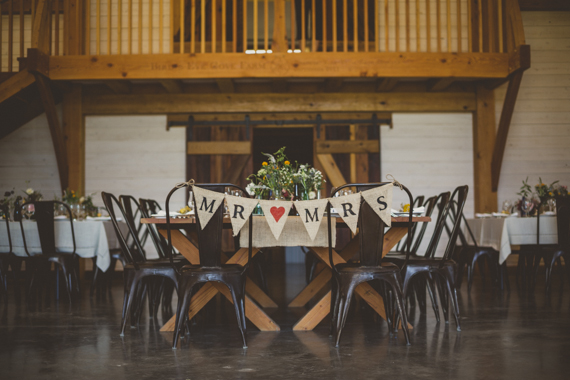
180;264;244;274
335;261;399;273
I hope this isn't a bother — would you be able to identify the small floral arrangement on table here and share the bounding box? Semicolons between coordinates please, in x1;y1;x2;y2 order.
62;189;98;216
535;178;559;205
23;187;43;203
246;146;325;201
515;177;567;216
0;190;15;219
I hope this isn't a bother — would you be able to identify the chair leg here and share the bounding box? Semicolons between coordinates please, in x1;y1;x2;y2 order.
333;279;357;348
223;275;248;348
173;276;199;349
386;273;411;345
440;267;461;331
425;274;440;323
90;258;100;298
120;270;138;336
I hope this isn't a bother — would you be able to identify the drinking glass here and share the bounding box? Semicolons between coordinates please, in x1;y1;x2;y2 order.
547;198;556;213
522;199;534;217
187;190;194;211
24;204;35;220
502;200;512;214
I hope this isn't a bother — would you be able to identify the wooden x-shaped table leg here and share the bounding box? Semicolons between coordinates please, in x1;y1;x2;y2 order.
159;230;280;332
292;226;411;331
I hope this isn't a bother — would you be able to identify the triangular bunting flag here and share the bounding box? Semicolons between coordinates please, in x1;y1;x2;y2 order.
361;183;393;227
329;192;362;234
193;186;225;229
225;195;259;236
259;200;293;240
294;199;330;241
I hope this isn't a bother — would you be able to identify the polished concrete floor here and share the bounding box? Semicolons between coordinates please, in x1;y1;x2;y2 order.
1;264;569;380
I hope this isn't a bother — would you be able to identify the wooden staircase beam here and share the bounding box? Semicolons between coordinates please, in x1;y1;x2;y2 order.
0;70;36;104
491;70;524;192
34;73;68;192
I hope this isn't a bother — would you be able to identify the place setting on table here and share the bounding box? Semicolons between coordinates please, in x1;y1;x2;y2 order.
141;147;430;334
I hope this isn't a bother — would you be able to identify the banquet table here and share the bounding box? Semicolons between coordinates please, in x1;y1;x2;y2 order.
465;216;558;264
142;214;429;332
0;219;125;272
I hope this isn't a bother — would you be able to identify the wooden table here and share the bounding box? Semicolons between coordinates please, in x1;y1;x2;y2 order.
141;215;429;332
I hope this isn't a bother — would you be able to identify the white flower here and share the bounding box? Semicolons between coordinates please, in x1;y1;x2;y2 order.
26;188;34;195
245;183;256;196
79;197;85;204
309;191;316;200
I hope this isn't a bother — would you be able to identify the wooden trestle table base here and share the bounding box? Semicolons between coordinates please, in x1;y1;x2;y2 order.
141;216;429;332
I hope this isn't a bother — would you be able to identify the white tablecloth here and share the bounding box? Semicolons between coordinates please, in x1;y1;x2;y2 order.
466;216;558;264
0;220;124;272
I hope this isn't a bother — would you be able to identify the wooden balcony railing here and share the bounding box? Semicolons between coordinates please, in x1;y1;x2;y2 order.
1;0;526;74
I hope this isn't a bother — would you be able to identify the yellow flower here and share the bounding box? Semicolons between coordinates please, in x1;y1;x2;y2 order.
402;204;410;212
262;162;268;166
549;192;553;196
284;161;290;165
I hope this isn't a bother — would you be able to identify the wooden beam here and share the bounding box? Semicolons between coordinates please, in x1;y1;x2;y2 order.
316;140;380;154
104;81;132;94
427;78;456;92
63;84;84;194
472;84;497;213
84;93;477;115
49;52;513;80
168;112;393;125
0;70;36;104
271;79;289;93
187;141;251;155
221;155;252;184
215;79;235;93
491;70;524;192
31;0;51;54
518;0;570;11
159;79;184;93
317;154;347;188
35;73;68;191
272;0;287;52
324;78;344;92
376;78;399;92
64;0;84;55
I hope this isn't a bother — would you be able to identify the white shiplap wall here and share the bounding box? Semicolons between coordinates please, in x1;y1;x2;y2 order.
85;115;186;211
495;11;570;206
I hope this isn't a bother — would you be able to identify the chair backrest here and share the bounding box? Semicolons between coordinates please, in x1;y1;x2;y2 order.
328;182;414;269
1;203;12;254
395;195;425;252
437;186;469;263
101;192;147;269
18;201;76;257
165;183;252;268
139;198;169;259
423;192;451;259
555;196;570;250
119;195;149;253
410;195;438;256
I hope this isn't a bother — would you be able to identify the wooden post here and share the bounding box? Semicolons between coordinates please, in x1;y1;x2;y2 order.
64;0;85;55
472;84;497;213
272;0;287;52
63;84;85;194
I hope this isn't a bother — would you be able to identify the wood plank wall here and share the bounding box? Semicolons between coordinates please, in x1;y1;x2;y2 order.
494;11;570;206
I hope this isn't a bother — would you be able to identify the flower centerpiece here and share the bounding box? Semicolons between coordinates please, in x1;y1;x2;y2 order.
0;190;15;219
295;164;325;200
247;147;296;200
516;177;538;217
535;178;559;206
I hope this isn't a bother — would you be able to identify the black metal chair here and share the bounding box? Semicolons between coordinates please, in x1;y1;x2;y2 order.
534;196;570;293
101;192;179;336
328;182;413;347
395;185;469;331
452;205;507;292
385;195;441;319
168;183;253;349
393;195;425;253
18;201;79;302
0;203;13;302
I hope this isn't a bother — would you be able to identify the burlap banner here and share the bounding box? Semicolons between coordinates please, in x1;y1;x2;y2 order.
329;192;362;234
361;183;393;227
225;195;259;236
259;200;293;240
193;186;225;229
294;199;330;241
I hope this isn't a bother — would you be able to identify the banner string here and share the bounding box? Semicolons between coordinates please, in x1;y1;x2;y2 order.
174;179;195;189
386;174;403;190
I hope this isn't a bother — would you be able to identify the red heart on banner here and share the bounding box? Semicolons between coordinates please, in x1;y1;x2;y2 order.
270;206;286;222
